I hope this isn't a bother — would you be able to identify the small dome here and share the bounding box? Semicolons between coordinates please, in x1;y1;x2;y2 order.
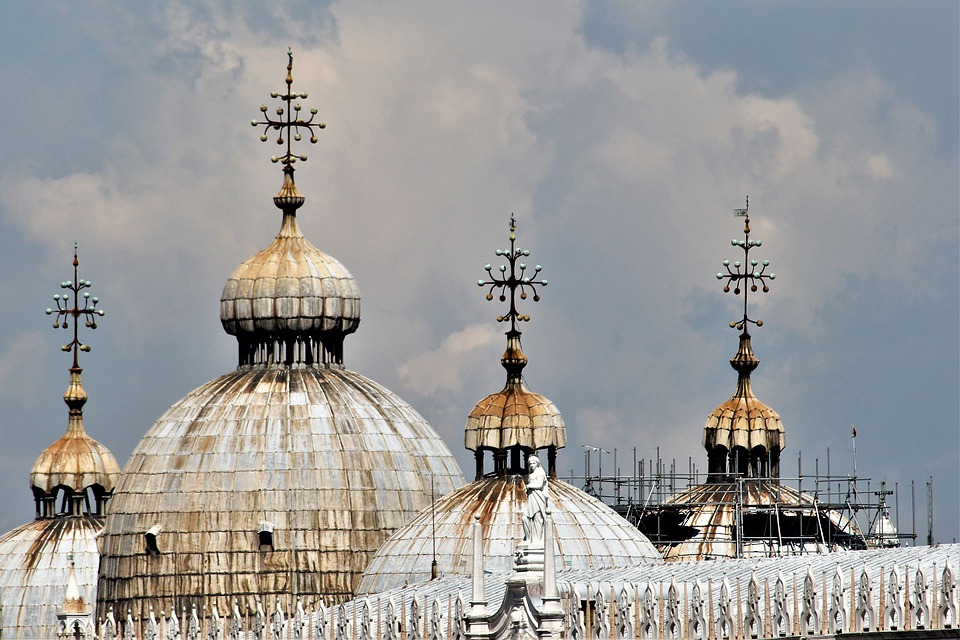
30;372;120;496
0;517;102;640
702;332;784;480
465;332;566;453
357;476;660;594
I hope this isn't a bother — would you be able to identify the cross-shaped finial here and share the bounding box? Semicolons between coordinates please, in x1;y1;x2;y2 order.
250;49;326;168
477;215;548;333
716;197;775;332
45;243;105;370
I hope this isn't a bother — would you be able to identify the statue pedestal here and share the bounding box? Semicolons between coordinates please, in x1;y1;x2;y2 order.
514;545;545;582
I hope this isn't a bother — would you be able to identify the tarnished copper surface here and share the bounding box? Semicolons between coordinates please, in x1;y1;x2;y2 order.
357;476;660;595
96;364;464;620
0;516;103;640
465;380;566;452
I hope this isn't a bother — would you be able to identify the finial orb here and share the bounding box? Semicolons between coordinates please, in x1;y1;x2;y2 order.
61;344;71;351
294;133;302;141
535;265;541;271
729;321;737;328
499;265;506;272
318;122;326;129
270;91;278;98
751;285;758;292
541;280;547;286
477;280;485;286
770;274;776;280
723;286;730;293
520;292;527;300
271;156;279;163
46;308;52;315
301;92;308;99
97;309;105;316
484;264;492;271
310;136;318;143
734;287;741;295
260;105;268;112
731;239;738;246
84;292;90;299
486;293;493;300
533;294;541;302
261;135;268;142
499;294;506;302
277;137;284;145
757;320;764;326
299;155;308;161
716;273;723;279
762;285;769;293
310;108;318;115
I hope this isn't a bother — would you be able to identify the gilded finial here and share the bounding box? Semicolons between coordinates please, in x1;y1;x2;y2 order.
477;215;547;333
250;49;326;168
45;243;105;370
716;197;775;332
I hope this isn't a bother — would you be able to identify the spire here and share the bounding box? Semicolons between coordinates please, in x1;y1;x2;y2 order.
250;48;326;217
33;245;119;517
466;216;564;479
704;199;784;481
223;51;360;367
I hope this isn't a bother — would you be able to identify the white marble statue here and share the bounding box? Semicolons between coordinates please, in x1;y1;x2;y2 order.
522;455;548;549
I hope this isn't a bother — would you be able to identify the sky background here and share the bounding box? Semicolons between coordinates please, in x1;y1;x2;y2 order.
0;2;956;543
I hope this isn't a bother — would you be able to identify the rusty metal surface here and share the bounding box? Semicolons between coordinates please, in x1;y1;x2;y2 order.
0;516;102;640
95;364;465;620
357;476;660;595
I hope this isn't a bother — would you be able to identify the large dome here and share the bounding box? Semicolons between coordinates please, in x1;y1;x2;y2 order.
357;476;661;594
96;366;464;616
0;517;102;640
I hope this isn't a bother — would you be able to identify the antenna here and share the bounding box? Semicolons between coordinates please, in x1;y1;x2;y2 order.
430;474;438;580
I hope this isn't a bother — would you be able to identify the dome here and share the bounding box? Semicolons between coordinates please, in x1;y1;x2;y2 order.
357;476;660;594
30;370;120;499
651;481;862;561
703;332;785;480
465;332;566;453
96;365;464;617
0;517;102;640
220;168;361;367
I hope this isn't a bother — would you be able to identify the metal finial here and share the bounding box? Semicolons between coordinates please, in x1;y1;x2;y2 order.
716;197;775;332
477;215;547;333
250;49;326;168
45;243;105;370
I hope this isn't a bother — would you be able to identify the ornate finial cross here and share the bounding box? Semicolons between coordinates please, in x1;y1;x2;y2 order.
46;243;105;370
251;49;326;168
477;215;548;333
716;197;775;332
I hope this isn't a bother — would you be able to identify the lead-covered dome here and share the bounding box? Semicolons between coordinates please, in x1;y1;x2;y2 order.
220;168;360;366
30;370;120;503
96;366;464;615
357;476;660;594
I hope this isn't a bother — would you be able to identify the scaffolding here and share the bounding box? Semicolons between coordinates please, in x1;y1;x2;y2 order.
563;446;922;557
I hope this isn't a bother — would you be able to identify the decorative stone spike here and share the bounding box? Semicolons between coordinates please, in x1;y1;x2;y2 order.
665;578;681;639
942;560;957;628
410;592;423;640
857;565;876;632
828;565;846;634
800;566;819;634
717;577;733;640
915;564;931;629
772;573;790;637
743;572;761;639
616;584;634;639
452;593;466;640
690;580;706;640
335;603;348;640
886;565;904;630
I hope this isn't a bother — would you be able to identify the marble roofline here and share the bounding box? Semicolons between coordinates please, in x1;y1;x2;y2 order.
84;547;960;639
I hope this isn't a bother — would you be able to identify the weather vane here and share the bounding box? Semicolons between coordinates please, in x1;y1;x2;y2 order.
716;196;775;332
250;48;326;167
46;243;105;370
477;215;548;333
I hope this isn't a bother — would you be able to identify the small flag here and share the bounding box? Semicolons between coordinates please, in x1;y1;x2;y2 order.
734;208;748;217
851;425;857;438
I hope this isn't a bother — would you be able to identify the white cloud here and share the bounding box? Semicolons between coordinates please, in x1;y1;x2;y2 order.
399;323;500;396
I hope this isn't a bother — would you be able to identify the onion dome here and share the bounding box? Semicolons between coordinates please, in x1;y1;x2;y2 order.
706;202;782;481
96;51;464;619
357;476;660;594
30;369;120;516
220;165;360;366
0;247;113;640
702;331;784;480
465;332;566;463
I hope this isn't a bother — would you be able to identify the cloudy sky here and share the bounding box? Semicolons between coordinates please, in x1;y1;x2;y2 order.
0;2;956;543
